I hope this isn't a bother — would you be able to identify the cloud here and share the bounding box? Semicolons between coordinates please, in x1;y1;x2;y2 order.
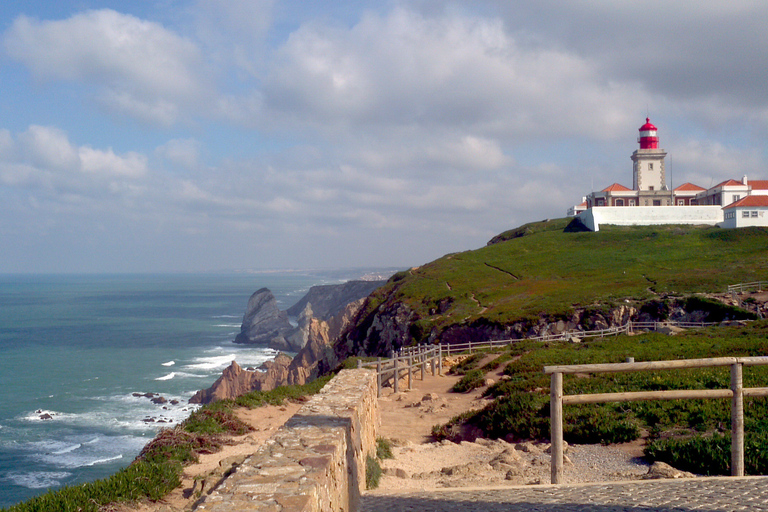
3;125;148;187
260;7;645;139
191;0;275;74
156;138;201;168
3;9;206;125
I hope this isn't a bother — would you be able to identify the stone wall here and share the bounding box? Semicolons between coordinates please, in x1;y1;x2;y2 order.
195;369;378;512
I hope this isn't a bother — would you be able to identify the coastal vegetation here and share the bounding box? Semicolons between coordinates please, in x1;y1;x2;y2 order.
351;220;768;345
433;321;768;475
0;377;332;512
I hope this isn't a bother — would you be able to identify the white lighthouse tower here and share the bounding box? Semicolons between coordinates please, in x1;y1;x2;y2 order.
631;117;668;194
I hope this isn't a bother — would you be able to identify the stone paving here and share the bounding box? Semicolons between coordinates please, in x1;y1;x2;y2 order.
361;476;768;511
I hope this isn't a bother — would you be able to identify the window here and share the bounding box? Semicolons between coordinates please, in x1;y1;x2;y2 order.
597;199;605;206
649;186;655;191
743;210;750;218
678;200;685;206
653;200;661;206
629;199;636;206
733;195;741;203
649;163;654;170
615;199;624;206
752;211;759;218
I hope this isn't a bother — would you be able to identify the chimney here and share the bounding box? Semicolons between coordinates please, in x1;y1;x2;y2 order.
743;175;748;185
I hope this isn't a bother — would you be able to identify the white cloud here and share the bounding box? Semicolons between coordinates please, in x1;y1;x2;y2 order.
6;125;148;186
156;138;201;168
79;146;148;178
18;125;80;172
3;9;206;125
261;7;645;139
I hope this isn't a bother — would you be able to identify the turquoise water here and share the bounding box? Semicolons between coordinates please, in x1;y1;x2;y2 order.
0;271;375;508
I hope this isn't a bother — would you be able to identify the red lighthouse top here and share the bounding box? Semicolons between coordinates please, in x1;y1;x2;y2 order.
638;117;659;149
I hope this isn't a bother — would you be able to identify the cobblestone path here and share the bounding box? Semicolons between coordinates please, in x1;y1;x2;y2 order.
361;476;768;511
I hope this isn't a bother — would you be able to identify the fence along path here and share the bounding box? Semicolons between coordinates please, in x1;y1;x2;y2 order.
545;356;768;484
358;318;728;397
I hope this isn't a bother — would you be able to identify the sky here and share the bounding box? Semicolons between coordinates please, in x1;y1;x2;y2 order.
2;1;768;273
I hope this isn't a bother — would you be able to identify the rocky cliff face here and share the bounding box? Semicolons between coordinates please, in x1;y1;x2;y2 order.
190;296;366;404
233;288;293;346
233;280;386;352
286;280;386;319
189;353;293;404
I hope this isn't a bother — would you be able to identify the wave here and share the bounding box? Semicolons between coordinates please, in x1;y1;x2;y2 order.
185;354;237;370
51;443;81;455
161;360;175;367
3;471;72;489
154;371;207;381
212;314;239;318
85;454;123;466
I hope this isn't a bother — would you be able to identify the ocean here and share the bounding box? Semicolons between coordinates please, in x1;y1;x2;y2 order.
0;270;390;508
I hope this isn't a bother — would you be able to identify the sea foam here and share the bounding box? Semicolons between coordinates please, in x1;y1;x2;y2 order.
3;471;72;489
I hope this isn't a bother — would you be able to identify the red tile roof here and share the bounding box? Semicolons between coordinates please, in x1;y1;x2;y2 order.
602;183;633;192
674;182;705;192
749;180;768;190
723;195;768;209
714;179;747;188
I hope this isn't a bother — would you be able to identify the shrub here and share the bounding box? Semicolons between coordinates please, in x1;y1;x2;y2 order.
450;353;484;375
376;438;393;460
365;455;382;490
451;369;486;393
472;391;549;440
564;406;640;444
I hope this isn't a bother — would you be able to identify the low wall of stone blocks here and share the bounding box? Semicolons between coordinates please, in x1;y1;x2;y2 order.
195;369;379;512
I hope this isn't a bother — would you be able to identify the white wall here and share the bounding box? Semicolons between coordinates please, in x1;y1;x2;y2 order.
577;206;723;232
722;207;768;229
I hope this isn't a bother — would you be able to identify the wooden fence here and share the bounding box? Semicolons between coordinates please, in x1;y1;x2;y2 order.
544;356;768;484
728;281;768;294
358;320;726;397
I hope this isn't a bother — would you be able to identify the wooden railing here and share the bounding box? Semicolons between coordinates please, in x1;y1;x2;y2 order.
544;357;768;484
358;320;727;397
728;281;768;294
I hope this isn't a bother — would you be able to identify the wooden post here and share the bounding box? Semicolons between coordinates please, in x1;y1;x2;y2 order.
731;362;744;477
432;347;437;376
469;341;473;354
376;358;382;398
420;349;425;380
408;355;413;390
438;344;443;375
357;359;362;369
393;357;399;394
550;372;564;484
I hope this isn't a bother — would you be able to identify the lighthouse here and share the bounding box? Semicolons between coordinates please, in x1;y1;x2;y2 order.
631;117;668;198
638;117;659;149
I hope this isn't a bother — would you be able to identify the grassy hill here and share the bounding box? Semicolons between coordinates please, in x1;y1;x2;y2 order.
355;219;768;346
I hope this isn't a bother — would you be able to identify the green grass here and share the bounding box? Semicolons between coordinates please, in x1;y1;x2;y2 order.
358;221;768;344
434;321;768;474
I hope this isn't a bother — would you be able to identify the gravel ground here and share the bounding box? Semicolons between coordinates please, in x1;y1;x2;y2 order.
378;438;651;491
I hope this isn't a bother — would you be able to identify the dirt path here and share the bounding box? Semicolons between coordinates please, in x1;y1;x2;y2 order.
118;356;652;509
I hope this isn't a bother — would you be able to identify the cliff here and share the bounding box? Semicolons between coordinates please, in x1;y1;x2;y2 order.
286;280;386;319
190;298;365;404
232;280;386;352
334;221;766;357
233;288;293;346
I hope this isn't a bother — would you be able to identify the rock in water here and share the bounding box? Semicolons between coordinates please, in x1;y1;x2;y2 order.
233;288;293;345
189;355;293;404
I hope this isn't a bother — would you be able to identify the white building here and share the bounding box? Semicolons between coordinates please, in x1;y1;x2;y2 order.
570;118;768;231
722;196;768;229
